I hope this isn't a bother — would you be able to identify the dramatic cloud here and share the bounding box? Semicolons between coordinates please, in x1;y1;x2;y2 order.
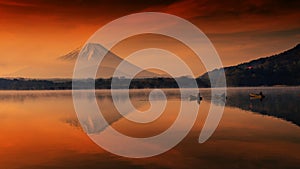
0;0;299;77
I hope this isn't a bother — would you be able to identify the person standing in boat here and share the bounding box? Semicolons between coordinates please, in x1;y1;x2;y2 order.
198;92;202;101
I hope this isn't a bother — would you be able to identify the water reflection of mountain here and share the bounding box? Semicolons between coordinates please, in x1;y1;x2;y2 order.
69;87;300;133
4;88;298;135
224;87;300;127
73;89;194;134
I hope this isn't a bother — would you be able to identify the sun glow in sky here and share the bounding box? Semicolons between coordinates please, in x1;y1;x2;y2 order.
0;0;299;78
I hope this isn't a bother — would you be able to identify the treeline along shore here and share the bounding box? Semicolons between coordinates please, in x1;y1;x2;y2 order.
0;77;208;90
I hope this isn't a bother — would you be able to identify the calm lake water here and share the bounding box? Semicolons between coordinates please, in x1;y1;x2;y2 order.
1;87;300;169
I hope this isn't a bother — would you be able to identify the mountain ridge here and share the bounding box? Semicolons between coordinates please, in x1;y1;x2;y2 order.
59;43;164;78
199;43;300;86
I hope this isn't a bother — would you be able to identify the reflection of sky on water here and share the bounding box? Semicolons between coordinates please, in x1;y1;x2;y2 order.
1;87;300;128
0;88;300;168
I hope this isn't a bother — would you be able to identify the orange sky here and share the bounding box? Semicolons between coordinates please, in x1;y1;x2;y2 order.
0;0;299;78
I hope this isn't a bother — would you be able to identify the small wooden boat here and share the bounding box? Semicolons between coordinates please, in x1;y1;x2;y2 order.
249;92;265;99
189;93;202;101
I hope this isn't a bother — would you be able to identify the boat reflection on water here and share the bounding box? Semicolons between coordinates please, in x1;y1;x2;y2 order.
222;87;300;127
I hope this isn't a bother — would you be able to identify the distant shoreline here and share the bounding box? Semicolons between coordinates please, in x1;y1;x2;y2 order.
0;85;300;91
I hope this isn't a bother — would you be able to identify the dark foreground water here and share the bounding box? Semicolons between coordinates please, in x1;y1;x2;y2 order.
0;87;300;169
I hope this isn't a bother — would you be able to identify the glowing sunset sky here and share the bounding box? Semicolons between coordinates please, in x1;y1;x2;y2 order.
0;0;299;78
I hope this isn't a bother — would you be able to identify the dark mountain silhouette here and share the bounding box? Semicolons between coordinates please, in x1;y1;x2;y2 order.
199;43;300;86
